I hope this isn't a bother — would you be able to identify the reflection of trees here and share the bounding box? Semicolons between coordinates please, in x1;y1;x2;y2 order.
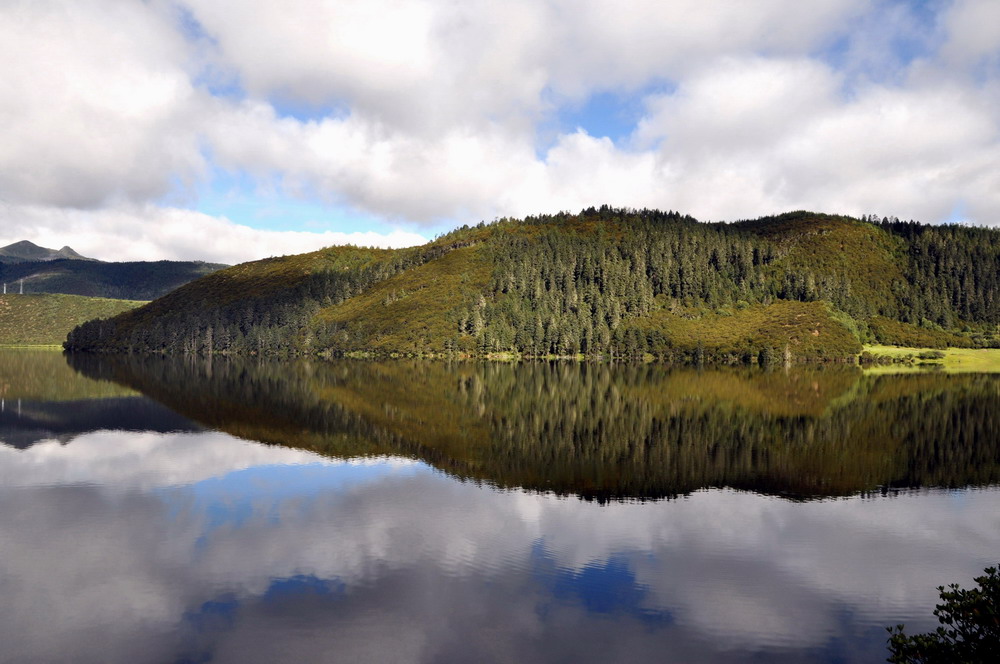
69;354;1000;501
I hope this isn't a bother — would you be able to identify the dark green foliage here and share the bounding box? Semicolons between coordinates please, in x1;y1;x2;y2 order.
881;218;1000;328
870;316;977;348
63;208;1000;359
887;566;1000;663
0;259;226;300
469;208;777;358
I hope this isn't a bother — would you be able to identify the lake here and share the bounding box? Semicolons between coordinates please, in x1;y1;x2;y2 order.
1;349;998;663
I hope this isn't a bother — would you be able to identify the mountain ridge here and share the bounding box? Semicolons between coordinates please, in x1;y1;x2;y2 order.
0;240;94;264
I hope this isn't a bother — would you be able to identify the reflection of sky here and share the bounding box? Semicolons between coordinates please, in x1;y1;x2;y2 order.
161;459;427;534
531;542;673;626
1;430;998;663
0;429;417;490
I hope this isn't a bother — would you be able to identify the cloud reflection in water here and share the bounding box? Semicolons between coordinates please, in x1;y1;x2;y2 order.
1;429;998;663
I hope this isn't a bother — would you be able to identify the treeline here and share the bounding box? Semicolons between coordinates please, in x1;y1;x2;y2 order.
64;208;1000;359
879;217;1000;329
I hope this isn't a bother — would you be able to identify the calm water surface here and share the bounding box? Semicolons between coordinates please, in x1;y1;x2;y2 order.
1;350;998;663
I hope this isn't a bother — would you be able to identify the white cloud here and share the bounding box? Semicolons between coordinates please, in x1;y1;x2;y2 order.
204;100;545;222
631;56;1000;221
0;203;427;264
0;428;418;489
1;0;999;263
940;0;1000;66
186;0;868;129
0;0;206;208
188;0;1000;227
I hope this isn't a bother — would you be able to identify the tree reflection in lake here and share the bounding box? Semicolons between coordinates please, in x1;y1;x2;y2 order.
69;354;1000;500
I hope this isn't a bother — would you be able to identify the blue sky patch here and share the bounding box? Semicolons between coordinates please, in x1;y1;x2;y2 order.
268;97;351;124
196;167;409;236
943;200;968;225
816;0;945;90
263;574;347;602
541;82;676;154
556;91;644;144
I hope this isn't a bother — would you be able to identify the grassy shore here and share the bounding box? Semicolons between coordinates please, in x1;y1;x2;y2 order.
0;344;63;349
862;344;1000;373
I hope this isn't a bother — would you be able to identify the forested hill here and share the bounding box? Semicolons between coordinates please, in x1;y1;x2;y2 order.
65;209;1000;361
0;258;227;300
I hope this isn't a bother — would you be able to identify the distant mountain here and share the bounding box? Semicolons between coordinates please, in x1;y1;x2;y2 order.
0;257;227;301
0;240;95;264
64;209;1000;360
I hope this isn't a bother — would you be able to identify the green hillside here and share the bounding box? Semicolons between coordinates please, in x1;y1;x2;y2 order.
65;209;1000;362
0;258;226;300
0;294;144;346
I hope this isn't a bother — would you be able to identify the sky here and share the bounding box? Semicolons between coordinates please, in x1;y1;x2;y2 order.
1;0;999;264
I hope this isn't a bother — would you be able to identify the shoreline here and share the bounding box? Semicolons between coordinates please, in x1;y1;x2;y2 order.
48;344;1000;372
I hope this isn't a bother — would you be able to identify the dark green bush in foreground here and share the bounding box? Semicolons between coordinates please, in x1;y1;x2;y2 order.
887;566;999;663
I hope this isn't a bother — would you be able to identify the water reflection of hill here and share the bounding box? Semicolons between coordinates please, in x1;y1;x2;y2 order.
0;397;201;449
69;355;1000;501
0;351;199;448
0;350;136;401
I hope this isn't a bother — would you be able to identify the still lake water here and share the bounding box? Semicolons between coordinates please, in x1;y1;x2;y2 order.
1;349;998;663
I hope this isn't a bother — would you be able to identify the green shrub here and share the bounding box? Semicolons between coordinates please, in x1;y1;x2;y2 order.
887;565;1000;663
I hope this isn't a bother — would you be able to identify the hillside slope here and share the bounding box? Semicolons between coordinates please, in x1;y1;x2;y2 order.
0;294;144;345
65;209;1000;361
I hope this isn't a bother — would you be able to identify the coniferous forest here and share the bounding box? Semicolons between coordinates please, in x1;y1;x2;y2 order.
64;209;1000;362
